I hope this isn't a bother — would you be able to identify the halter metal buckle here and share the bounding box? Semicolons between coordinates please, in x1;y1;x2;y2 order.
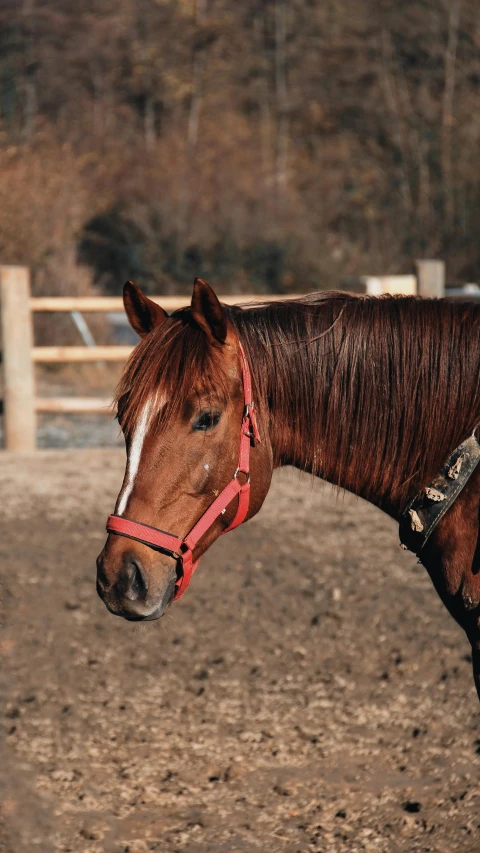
233;467;251;484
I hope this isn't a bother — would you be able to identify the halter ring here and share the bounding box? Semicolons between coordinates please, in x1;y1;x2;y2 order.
233;467;251;484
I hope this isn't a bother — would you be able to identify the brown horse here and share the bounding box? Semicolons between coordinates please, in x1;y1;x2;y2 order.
97;278;480;699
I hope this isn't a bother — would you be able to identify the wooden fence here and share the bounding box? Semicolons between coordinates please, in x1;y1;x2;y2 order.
0;266;302;451
0;260;445;451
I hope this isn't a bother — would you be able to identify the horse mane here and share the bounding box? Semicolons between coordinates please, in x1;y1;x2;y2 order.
228;293;480;511
116;291;480;513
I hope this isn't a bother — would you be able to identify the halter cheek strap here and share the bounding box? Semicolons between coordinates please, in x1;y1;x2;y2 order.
106;342;260;600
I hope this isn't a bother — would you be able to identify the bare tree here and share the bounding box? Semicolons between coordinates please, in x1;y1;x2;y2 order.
188;0;208;151
21;0;37;142
442;0;460;232
379;30;413;216
274;0;288;199
252;0;274;191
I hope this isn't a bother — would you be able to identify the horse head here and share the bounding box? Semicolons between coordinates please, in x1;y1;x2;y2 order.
96;278;273;620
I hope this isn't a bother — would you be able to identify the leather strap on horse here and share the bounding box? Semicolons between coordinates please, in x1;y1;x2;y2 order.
106;341;261;600
399;433;480;555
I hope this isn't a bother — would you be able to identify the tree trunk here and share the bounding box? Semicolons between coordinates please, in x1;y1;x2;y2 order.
22;0;37;142
442;0;460;232
145;94;156;152
380;30;413;216
253;2;273;190
188;0;208;151
176;0;209;267
274;0;288;199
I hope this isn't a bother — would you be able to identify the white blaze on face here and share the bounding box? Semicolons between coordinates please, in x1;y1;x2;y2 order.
116;395;164;516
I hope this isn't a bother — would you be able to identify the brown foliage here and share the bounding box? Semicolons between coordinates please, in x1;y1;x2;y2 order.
1;0;480;300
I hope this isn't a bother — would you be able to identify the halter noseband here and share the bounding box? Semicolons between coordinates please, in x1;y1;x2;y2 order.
106;342;261;600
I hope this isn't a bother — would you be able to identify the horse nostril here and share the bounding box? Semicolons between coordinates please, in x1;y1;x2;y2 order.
124;557;149;601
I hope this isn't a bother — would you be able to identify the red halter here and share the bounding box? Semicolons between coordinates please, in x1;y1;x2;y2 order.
106;342;261;600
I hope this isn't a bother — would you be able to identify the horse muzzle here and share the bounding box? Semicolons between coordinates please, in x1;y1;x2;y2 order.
96;545;177;621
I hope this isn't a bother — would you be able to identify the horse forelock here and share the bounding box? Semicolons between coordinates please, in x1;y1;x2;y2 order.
115;308;232;440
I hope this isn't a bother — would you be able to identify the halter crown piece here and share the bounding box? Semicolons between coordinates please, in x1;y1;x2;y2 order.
106;342;261;600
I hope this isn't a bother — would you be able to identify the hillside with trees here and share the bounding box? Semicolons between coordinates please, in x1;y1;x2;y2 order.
0;0;478;297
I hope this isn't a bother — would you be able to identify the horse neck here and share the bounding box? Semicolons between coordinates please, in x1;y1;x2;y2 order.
261;327;402;516
233;296;480;520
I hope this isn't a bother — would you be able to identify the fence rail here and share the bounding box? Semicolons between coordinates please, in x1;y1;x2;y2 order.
0;261;446;450
29;293;292;312
0;265;315;450
35;397;112;413
32;346;134;362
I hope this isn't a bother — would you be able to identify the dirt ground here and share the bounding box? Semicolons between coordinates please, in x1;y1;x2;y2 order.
1;450;480;853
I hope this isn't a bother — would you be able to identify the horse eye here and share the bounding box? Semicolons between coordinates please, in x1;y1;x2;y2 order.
193;410;221;432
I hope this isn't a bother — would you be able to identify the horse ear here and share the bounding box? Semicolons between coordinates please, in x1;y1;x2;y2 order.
123;281;168;338
191;277;227;344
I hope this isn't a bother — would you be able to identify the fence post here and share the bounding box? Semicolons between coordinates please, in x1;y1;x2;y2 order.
416;259;445;298
0;266;36;451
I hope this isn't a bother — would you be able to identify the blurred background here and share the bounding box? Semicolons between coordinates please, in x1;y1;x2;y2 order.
1;0;478;302
3;0;480;447
2;6;480;853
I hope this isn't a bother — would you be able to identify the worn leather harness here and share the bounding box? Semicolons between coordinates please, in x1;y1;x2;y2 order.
399;433;480;555
106;342;261;601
